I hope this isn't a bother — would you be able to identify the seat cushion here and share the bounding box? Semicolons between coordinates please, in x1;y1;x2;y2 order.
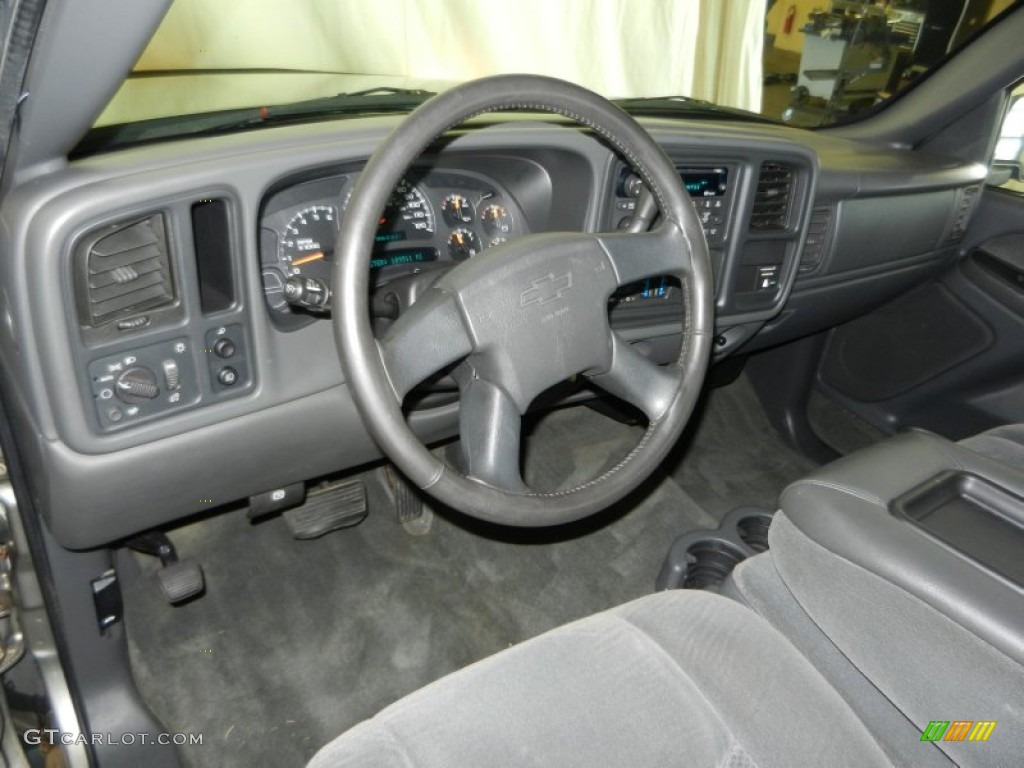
309;590;889;768
959;423;1024;471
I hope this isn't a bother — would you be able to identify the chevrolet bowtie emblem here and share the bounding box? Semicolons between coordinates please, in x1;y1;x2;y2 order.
520;271;573;307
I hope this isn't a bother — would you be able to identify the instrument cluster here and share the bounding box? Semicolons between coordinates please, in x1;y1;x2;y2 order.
259;169;526;318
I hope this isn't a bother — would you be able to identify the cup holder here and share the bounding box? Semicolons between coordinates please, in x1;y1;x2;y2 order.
736;513;774;554
656;507;777;591
681;539;748;590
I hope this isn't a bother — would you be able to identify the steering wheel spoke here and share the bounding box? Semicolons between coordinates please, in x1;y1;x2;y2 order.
458;376;527;493
587;333;679;422
377;288;473;401
595;223;692;288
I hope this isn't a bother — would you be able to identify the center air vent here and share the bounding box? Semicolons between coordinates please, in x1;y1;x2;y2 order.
76;214;175;329
750;162;795;232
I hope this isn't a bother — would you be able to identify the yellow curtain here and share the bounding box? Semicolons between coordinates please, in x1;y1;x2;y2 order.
99;0;765;125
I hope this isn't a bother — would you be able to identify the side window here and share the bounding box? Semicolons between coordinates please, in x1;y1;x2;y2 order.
993;82;1024;194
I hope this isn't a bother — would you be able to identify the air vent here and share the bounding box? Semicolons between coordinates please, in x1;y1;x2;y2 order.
948;184;981;243
76;214;174;328
798;207;833;276
750;162;795;232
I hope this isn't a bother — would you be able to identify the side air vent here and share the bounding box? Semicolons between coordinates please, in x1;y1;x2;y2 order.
76;214;175;328
798;207;833;277
750;162;795;232
948;184;981;243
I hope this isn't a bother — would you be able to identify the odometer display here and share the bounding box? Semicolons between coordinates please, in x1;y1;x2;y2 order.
370;247;439;270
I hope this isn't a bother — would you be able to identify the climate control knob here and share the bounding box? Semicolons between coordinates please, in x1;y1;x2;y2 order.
114;366;160;403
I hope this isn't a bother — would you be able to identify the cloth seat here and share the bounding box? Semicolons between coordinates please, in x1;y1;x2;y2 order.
308;590;890;768
958;423;1024;471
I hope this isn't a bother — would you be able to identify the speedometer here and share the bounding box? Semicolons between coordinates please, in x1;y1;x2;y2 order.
344;177;434;244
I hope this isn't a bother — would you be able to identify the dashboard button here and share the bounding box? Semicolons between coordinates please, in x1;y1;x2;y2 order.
213;338;236;359
217;367;238;387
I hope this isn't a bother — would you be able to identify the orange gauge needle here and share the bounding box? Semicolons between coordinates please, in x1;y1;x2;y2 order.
291;251;325;267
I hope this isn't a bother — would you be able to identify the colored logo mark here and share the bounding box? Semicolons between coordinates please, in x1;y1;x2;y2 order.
921;721;996;742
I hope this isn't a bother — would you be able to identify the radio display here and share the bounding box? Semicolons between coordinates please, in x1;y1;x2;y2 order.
369;247;439;270
679;167;728;197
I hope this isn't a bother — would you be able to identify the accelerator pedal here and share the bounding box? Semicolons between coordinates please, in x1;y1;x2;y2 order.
383;466;433;535
283;479;367;540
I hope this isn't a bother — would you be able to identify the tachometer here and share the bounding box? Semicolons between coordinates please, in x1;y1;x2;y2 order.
281;205;338;280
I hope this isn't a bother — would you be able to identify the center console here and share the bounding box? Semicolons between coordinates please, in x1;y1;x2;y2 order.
766;429;1024;765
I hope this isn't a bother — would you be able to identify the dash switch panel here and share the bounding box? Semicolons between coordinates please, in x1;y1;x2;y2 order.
88;337;198;430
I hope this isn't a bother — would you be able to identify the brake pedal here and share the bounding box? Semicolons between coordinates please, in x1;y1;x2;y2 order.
127;531;205;604
158;561;205;604
283;480;367;540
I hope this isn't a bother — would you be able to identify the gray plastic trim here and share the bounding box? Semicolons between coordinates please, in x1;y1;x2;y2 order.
11;0;172;181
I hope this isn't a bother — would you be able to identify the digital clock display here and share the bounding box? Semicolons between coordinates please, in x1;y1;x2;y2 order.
374;231;407;244
369;247;439;270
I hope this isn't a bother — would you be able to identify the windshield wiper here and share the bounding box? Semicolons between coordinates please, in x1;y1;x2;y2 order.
612;96;779;125
74;87;437;156
255;87;437;122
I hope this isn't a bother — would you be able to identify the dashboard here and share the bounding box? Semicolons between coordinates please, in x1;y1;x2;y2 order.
0;116;988;549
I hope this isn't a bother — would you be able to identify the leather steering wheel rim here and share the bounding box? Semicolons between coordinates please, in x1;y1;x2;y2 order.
334;74;713;526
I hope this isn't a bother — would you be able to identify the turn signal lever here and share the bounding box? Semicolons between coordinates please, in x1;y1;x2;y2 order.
285;276;331;312
284;264;450;319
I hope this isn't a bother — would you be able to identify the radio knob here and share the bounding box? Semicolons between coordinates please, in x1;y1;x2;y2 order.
114;366;160;403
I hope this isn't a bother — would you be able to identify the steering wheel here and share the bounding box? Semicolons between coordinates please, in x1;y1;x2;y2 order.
334;75;713;526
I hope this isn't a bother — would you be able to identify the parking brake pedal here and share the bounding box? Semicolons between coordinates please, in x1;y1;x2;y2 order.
127;532;205;604
283;480;367;539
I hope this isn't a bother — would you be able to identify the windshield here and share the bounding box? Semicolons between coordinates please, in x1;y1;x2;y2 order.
90;0;1020;144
